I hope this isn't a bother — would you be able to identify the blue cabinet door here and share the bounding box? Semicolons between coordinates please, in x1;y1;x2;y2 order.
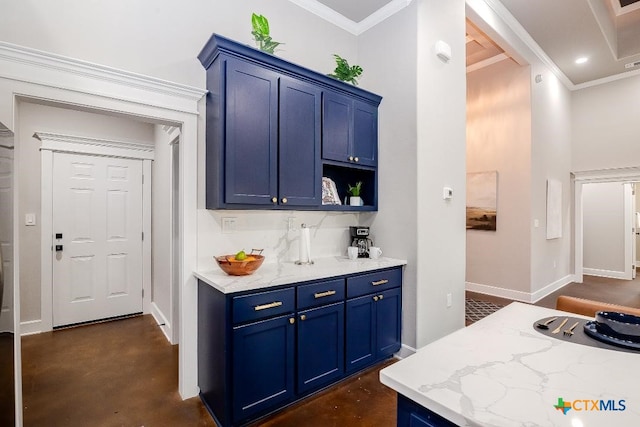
322;91;352;163
224;57;278;205
232;314;295;423
297;302;345;393
352;100;378;167
279;77;322;206
345;294;376;373
376;287;402;358
322;90;378;167
346;286;401;373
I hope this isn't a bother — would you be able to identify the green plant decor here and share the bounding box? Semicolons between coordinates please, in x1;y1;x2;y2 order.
251;13;283;54
347;181;362;197
327;54;363;86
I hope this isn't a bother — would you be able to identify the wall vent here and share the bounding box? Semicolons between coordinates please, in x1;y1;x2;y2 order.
624;60;640;69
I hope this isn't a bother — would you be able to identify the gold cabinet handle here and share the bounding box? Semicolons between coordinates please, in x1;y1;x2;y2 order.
271;197;277;204
354;157;359;162
379;294;384;300
314;290;336;299
371;279;389;286
289;317;295;324
348;156;354;161
373;296;379;302
254;301;283;311
281;197;288;204
300;314;307;321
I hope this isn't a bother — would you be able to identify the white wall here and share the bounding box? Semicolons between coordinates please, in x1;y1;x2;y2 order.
583;182;626;275
572;74;640;172
415;0;467;347
151;126;174;331
529;63;572;296
0;0;357;89
16;101;155;322
359;2;418;349
466;59;532;295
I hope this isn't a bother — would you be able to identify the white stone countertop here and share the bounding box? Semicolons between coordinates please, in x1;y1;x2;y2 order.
380;302;640;427
194;256;407;294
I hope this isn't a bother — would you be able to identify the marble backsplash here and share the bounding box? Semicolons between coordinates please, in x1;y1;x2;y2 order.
197;209;375;271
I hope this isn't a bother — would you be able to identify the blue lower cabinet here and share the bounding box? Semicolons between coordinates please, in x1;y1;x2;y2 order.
346;287;401;373
232;314;295;423
297;302;345;393
397;394;458;427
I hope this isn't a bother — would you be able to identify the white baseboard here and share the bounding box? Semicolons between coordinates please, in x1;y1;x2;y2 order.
394;343;416;359
150;302;172;343
530;274;575;303
465;281;533;302
466;274;575;304
20;319;43;336
583;268;627;280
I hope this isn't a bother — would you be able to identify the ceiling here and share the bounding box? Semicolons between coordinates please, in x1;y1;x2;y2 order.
307;0;640;87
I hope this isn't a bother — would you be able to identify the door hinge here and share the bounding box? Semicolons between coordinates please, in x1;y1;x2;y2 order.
142;174;144;184
142;231;144;241
142;288;144;298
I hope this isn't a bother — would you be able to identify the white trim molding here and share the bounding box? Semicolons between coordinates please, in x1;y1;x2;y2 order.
0;41;204;115
151;302;172;343
288;0;413;35
19;319;42;336
34;131;155;160
395;343;417;359
583;268;627;280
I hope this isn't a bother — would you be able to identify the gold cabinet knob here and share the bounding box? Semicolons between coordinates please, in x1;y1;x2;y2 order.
281;197;288;204
300;314;306;321
373;296;379;302
379;294;384;300
354;157;359;162
348;156;354;161
271;197;277;204
289;318;295;324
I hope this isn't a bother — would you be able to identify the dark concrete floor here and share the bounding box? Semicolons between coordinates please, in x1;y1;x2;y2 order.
21;315;396;426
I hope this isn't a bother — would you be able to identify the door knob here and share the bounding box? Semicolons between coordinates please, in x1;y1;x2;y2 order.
300;314;306;321
289;318;295;324
281;197;288;204
271;197;277;204
373;296;379;302
348;156;354;161
354;157;359;162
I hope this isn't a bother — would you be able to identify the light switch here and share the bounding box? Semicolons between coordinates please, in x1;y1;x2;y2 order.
25;213;36;226
442;187;453;200
534;219;539;228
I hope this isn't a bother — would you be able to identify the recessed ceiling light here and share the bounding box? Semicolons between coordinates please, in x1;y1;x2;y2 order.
575;57;589;65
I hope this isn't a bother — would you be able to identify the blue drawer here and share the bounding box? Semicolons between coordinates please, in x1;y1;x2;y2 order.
347;267;402;299
233;287;295;324
297;279;345;310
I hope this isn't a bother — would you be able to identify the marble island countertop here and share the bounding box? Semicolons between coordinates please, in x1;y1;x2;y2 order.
380;302;640;427
194;256;407;294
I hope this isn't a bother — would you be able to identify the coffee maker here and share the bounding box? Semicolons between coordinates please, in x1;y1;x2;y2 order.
350;226;373;258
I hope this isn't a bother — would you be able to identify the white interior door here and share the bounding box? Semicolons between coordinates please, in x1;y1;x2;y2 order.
53;152;143;327
0;146;13;333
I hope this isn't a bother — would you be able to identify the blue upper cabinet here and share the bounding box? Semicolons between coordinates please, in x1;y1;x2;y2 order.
198;34;381;210
323;91;378;167
224;58;279;205
279;77;322;206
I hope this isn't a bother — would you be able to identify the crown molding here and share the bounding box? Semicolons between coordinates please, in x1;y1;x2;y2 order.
0;41;206;114
289;0;413;35
34;131;155;160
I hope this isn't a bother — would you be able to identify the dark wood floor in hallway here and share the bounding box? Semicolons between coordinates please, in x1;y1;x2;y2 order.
21;315;396;427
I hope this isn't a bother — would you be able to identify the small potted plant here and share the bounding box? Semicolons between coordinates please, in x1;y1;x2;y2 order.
347;181;363;206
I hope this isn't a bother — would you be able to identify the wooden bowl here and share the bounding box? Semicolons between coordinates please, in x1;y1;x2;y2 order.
215;254;265;276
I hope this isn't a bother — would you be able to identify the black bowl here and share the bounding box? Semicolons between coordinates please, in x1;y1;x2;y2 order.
595;311;640;343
